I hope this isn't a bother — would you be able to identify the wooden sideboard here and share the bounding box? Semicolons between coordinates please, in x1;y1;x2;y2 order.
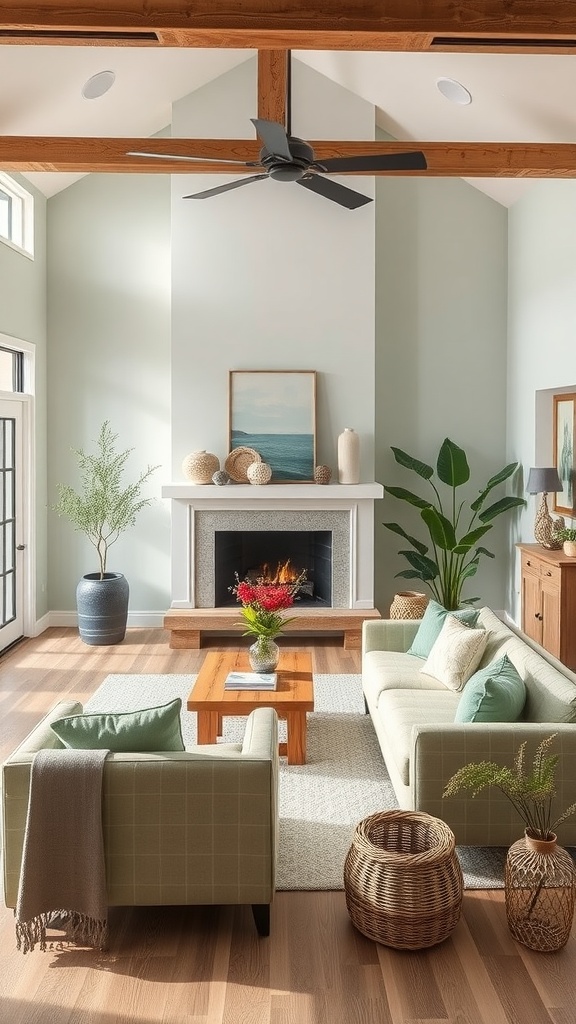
517;543;576;671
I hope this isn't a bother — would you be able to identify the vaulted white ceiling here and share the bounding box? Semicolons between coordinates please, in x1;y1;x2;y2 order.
3;44;574;206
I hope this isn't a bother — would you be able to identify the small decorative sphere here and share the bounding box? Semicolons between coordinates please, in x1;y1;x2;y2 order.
212;470;230;486
182;450;220;484
314;464;332;485
246;461;273;485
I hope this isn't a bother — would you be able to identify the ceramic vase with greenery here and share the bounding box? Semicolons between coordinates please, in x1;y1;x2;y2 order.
443;735;576;950
383;438;525;609
555;526;576;557
53;421;159;645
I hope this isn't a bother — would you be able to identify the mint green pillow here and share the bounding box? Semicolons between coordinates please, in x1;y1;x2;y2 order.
407;599;480;658
455;655;526;723
50;698;185;751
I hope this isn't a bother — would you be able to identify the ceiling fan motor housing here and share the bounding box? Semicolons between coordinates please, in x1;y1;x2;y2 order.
261;136;315;181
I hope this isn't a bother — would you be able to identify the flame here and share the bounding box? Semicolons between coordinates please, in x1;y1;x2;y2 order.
258;560;300;585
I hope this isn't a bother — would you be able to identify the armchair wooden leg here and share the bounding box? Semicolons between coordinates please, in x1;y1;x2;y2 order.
251;903;270;937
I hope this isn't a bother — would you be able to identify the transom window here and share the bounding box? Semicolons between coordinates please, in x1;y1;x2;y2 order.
0;348;23;393
0;173;34;257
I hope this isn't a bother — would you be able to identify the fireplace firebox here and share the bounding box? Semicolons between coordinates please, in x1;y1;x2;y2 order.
214;530;332;607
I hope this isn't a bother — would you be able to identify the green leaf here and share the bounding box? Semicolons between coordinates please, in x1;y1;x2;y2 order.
398;549;439;580
470;462;520;511
479;495;525;523
460;561;479;580
475;546;495;558
390;447;434;480
384;486;431;510
452;524;493;554
436;438;470;488
382;521;428;555
421;506;457;550
395;569;425;580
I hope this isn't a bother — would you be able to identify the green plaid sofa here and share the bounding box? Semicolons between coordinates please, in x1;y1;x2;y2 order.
362;606;576;846
2;702;278;936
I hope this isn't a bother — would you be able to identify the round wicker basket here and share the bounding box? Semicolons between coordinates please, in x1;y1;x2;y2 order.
344;810;463;949
389;591;429;620
224;446;262;483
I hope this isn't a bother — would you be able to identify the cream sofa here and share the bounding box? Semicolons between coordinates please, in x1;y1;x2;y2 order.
2;701;278;936
362;606;576;846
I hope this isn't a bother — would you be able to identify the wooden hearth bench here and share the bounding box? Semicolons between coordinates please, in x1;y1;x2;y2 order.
164;607;382;650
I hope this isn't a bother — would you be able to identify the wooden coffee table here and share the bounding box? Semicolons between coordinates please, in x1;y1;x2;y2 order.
187;649;314;764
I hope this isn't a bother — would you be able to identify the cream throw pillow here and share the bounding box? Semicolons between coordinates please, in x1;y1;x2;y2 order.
421;614;487;691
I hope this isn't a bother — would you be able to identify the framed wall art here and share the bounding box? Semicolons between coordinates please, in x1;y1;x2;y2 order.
553;392;576;515
228;370;317;482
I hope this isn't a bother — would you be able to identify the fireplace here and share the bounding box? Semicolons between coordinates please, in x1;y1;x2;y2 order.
161;481;383;613
214;529;332;607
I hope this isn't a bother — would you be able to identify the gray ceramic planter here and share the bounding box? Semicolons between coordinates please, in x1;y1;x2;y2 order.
76;572;129;645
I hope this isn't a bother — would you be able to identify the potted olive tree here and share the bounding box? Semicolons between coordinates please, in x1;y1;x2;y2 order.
53;421;159;645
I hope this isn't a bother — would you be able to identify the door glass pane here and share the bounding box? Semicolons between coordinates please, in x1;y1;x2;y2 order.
0;416;16;626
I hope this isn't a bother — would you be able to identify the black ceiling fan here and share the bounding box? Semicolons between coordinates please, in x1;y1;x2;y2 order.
128;52;427;210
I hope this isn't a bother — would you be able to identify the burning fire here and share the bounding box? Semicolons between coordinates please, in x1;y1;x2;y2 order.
255;560;302;585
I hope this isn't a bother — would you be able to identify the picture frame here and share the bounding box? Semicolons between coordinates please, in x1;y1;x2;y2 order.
553;392;576;515
228;370;317;482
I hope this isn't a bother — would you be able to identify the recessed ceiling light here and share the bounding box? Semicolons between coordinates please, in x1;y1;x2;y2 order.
81;70;116;100
436;77;472;105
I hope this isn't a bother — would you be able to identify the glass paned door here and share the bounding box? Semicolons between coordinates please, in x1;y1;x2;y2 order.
0;401;23;650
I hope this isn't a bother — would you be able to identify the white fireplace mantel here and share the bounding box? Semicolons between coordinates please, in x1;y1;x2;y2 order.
162;482;384;610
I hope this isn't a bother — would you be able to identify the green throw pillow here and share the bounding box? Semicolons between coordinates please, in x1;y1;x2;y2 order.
454;655;526;723
50;697;185;752
407;599;480;658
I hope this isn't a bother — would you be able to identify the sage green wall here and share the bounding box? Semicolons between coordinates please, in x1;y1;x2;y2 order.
507;181;576;622
0;175;48;620
374;166;509;616
47;173;171;616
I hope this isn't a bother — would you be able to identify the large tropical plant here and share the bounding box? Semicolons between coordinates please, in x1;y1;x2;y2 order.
383;438;524;609
53;421;159;579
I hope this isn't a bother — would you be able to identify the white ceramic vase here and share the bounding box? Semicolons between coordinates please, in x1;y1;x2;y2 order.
337;428;360;484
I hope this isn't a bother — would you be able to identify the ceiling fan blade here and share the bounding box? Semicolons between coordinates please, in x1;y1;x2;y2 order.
127;149;252;166
297;174;372;210
319;152;428;173
250;118;292;161
183;174;268;200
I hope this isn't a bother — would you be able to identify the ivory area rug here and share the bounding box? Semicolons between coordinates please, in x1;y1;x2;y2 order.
85;673;509;891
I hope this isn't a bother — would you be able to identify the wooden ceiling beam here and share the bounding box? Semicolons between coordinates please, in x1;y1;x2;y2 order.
1;2;576;51
3;136;576;177
257;50;287;124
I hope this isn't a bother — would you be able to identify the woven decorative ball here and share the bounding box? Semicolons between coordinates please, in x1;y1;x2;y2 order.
246;461;272;485
344;810;463;949
314;464;332;485
212;470;230;486
389;591;429;620
182;450;220;484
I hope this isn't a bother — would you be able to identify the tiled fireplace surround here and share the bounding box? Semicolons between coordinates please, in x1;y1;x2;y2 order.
161;482;383;644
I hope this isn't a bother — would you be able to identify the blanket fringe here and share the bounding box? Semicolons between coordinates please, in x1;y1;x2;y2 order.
15;910;108;953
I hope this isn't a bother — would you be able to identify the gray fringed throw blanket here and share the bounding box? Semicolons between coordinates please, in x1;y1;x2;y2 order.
15;747;109;953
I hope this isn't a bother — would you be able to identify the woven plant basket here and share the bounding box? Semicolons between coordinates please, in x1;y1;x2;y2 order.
389;591;429;620
505;832;576;951
344;810;463;949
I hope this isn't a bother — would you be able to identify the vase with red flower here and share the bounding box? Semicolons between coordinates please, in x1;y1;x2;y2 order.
231;572;306;672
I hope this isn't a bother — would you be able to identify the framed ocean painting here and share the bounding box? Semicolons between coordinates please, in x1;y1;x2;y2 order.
553;392;576;515
228;370;317;482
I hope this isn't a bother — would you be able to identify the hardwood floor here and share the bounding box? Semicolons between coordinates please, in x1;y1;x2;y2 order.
1;628;575;1024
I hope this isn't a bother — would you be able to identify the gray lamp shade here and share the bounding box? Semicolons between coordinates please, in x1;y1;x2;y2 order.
526;467;562;494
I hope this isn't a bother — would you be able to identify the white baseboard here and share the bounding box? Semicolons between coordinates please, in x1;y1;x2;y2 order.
41;611;166;629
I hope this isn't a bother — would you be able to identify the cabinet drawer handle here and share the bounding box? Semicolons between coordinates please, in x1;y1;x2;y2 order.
527;560;532;566
546;570;552;576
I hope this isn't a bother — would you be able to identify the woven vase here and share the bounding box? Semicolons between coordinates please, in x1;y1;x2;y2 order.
389;591;429;620
505;832;576;951
344;810;463;949
182;450;220;484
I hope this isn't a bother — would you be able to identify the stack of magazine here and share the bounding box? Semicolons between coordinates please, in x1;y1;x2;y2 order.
224;671;278;690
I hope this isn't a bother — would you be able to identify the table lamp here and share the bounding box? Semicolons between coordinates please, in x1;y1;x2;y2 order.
526;467;563;548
